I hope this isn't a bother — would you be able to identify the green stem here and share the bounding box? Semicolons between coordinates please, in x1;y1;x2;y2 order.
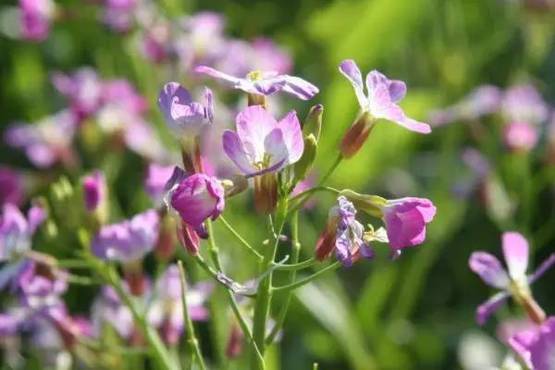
250;216;286;369
289;186;341;204
265;211;301;345
177;261;207;370
319;154;343;186
205;220;265;368
272;262;341;293
219;216;263;260
272;258;315;271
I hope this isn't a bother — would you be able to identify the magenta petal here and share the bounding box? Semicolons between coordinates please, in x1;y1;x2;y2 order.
476;291;509;325
502;232;529;281
469;251;510;289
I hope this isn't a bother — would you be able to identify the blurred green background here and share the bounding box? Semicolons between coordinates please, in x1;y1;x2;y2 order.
2;0;555;369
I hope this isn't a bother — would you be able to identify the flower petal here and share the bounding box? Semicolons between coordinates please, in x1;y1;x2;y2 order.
236;105;278;163
469;251;510;289
277;111;304;164
502;231;529;282
476;291;509;326
528;253;555;285
222;131;256;175
388;80;407;102
195;65;256;94
339;59;367;108
263;128;289;171
281;75;319;100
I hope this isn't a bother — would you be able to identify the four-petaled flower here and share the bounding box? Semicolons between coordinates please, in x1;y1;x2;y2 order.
469;232;555;325
195;66;319;101
339;59;431;134
223;105;304;177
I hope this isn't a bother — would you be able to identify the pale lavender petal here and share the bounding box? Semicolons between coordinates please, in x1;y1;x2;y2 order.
263;129;289;171
335;229;353;267
27;205;46;233
277;111;304;164
469;251;510;289
360;243;375;259
529;253;555;285
222;131;256;175
203;87;214;123
194;65;254;92
502;232;529;281
388;80;407;102
252;77;287;96
338;59;367;108
476;291;509;326
281;75;319;100
236;105;278;163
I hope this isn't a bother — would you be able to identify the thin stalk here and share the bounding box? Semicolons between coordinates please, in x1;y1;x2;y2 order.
250;216;286;369
272;262;341;293
266;211;301;345
219;216;263;260
319;154;343;186
204;220;265;368
272;258;316;271
289;186;340;204
177;261;207;370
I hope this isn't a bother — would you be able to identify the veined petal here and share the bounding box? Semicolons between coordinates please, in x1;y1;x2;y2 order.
277;111;304;164
236;106;278;163
263;128;289;171
222;131;256;175
469;251;510;289
528;253;555;285
388;80;407;102
339;60;367;108
476;291;509;326
203;87;214;123
251;77;287;96
281;75;319;100
194;65;243;87
502;232;529;282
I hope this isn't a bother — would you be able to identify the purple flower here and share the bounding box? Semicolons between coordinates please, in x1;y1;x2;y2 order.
509;317;555;370
147;265;211;345
1;204;45;263
16;260;68;312
102;79;147;116
315;196;374;267
52;68;103;120
0;167;24;207
19;0;54;42
339;59;431;134
103;0;137;32
5;110;77;168
91;286;134;339
141;23;171;63
469;232;555;325
195;65;319;100
381;197;436;250
249;38;292;74
91;209;159;262
168;172;225;236
502;85;549;124
144;163;175;204
82;170;106;212
223;105;304;177
158;82;214;134
503;121;539;152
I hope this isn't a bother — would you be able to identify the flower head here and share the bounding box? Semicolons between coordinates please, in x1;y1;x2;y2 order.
382;197;436;250
82;170;107;212
91;209;159;262
19;0;54;41
102;0;137;32
502;85;549;125
339;59;431;134
1;204;45;263
195;65;319;101
0;167;23;207
509;317;555;370
144;163;175;204
51;68;103;120
469;232;555;325
223;105;303;177
158;82;214;135
503;121;539;152
315;196;374;267
91;286;134;339
16;260;68;312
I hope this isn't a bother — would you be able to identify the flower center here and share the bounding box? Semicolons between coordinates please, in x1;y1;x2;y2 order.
246;70;263;81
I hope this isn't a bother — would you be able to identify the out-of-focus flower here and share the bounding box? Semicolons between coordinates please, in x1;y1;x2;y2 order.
503;121;539;152
509;317;555;370
0;204;46;289
82;170;106;212
469;232;555;325
16;260;67;312
91;209;159;262
0;167;23;207
5;110;77;168
381;197;436;250
141;23;171;63
144;163;175;204
249;38;292;74
52;68;103;120
101;79;147;116
429;85;502;126
315;196;374;267
195;66;319;101
157;82;214;135
91;286;134;339
502;85;549;125
339;59;431;134
147;265;211;345
223;105;304;177
102;0;137;33
168;171;224;240
19;0;55;42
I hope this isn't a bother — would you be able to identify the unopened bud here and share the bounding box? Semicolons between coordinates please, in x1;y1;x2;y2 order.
177;221;200;255
254;173;278;214
339;190;386;217
340;112;375;158
222;175;249;197
293;134;317;183
303;104;323;142
123;261;147;296
315;219;338;261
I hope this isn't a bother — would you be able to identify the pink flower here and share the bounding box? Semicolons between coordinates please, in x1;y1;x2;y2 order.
382;197;436;249
469;232;555;325
19;0;54;42
509;317;555;370
144;163;175;204
82;171;106;212
503;121;539;152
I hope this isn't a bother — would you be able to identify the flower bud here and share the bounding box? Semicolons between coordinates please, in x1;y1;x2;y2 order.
253;173;278;214
293;134;317;183
303;104;323;142
339;190;386;217
82;170;108;224
340;112;375;158
226;324;244;359
123;261;147;296
177;221;200;255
